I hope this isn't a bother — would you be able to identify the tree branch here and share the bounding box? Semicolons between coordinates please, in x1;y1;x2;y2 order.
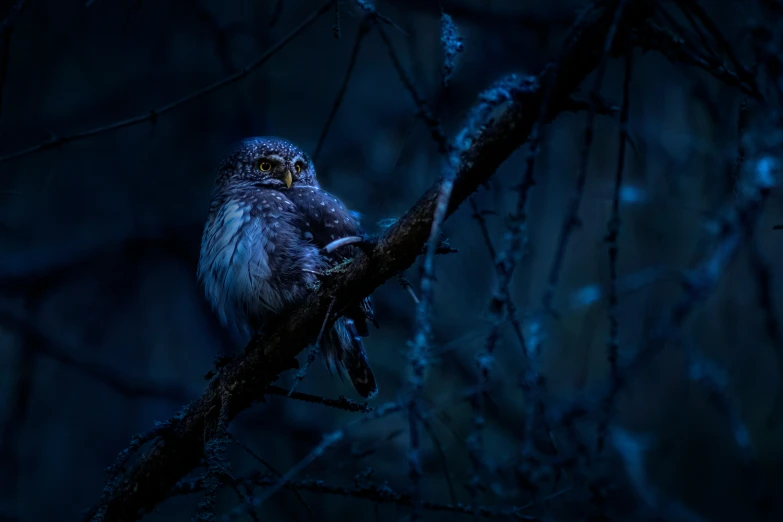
0;0;333;165
84;2;661;520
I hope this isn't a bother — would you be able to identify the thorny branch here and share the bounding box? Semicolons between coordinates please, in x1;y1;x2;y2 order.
598;25;633;454
82;2;665;520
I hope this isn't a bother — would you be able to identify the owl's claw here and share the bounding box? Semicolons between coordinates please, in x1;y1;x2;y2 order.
321;235;377;255
321;235;362;254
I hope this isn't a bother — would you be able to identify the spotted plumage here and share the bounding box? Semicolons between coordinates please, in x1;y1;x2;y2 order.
198;136;378;398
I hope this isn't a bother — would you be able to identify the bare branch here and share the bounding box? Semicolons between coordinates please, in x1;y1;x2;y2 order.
265;385;372;413
633;19;762;99
83;3;664;520
173;471;546;521
314;16;372;162
598;26;634;454
0;1;334;165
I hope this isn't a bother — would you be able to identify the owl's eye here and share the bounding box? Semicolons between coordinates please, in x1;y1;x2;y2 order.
295;164;302;174
259;161;272;172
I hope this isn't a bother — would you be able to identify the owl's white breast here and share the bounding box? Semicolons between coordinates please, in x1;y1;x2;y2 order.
197;199;274;340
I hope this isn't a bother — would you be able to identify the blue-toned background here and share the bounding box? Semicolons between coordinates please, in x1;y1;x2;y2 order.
1;0;782;521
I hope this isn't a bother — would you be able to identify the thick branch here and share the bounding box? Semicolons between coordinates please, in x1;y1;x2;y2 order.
87;2;656;520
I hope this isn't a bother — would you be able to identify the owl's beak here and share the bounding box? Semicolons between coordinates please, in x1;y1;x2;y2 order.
282;170;293;189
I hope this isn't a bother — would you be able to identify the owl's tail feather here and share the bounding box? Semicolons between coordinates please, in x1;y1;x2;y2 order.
344;297;378;337
321;317;378;399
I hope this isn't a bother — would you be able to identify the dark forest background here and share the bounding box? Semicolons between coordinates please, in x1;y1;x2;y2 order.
1;0;783;521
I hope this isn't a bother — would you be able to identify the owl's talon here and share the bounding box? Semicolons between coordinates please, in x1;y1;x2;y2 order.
322;235;363;254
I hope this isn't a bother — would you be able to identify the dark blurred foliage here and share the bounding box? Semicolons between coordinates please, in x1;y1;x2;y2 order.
1;0;783;521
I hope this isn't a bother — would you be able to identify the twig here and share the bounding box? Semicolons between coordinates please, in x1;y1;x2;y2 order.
685;343;753;461
376;24;449;154
266;385;371;412
598;28;633;454
397;274;420;304
228;434;312;515
632;20;761;99
375;8;462;517
175;470;544;520
467;69;552;498
352;0;408;37
675;0;757;91
222;402;402;520
541;0;628;315
288;298;336;396
314;17;372;162
417;414;459;513
0;1;334;164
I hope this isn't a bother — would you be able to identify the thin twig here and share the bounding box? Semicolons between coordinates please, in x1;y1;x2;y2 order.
266;385;372;413
288;298;336;396
228;434;313;515
175;470;545;520
0;1;334;164
314;17;371;162
376;24;449;154
223;402;403;520
541;0;628;315
597;28;633;454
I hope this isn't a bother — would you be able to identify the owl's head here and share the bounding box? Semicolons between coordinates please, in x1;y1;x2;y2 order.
216;136;318;189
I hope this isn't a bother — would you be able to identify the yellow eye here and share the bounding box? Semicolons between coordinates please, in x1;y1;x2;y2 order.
295;164;302;174
259;161;272;172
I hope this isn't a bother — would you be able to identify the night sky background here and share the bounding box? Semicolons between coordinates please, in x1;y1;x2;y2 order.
2;0;783;521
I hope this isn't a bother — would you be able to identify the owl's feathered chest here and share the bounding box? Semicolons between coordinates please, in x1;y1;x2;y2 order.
197;186;322;339
201;188;301;271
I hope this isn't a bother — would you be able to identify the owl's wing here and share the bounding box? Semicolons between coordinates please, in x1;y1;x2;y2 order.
286;186;365;251
287;186;379;336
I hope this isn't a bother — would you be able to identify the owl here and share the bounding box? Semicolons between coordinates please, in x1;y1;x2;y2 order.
197;136;378;399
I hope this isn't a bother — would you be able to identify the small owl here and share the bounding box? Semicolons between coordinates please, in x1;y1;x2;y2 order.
198;136;378;398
